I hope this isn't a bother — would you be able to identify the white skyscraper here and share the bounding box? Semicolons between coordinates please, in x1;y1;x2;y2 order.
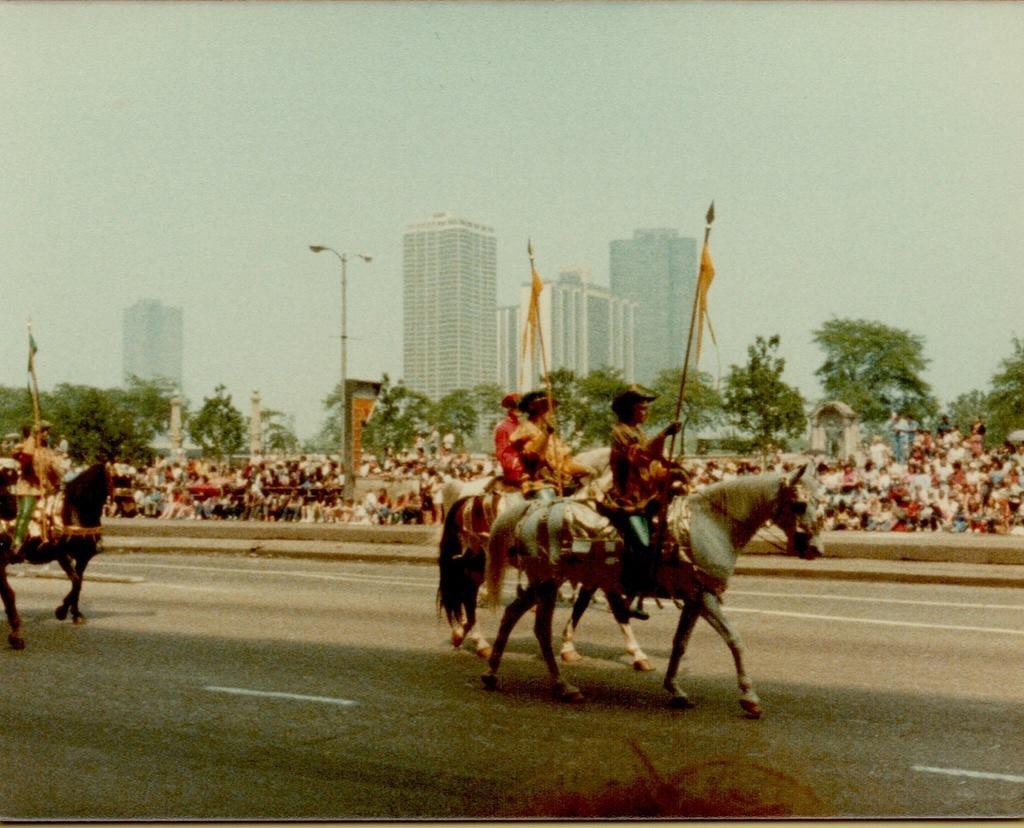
403;213;497;400
518;267;637;389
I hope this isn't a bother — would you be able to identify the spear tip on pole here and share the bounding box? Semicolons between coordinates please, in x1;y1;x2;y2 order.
706;201;715;226
527;239;534;258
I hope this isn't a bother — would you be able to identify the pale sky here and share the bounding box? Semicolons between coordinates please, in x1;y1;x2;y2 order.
2;2;1021;439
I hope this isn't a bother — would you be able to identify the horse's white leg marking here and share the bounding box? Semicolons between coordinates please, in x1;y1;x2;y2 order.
559;613;581;661
468;624;492;658
700;591;762;717
615;619;653;671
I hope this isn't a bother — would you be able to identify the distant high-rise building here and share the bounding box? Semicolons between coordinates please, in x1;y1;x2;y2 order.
496;304;519;393
122;299;184;390
403;213;497;400
518;267;637;389
609;228;698;383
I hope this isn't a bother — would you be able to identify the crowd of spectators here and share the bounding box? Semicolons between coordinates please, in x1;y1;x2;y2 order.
107;446;498;527
93;419;1024;536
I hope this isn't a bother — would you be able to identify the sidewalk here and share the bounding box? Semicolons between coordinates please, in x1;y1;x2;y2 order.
99;518;1024;589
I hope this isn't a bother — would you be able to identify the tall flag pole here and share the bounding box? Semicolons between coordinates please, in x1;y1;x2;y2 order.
667;201;716;462
652;203;716;560
519;240;562;495
519;240;551;394
26;319;41;432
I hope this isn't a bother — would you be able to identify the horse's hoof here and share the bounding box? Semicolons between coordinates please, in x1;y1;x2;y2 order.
450;631;465;648
8;634;25;651
669;694;695;709
476;647;492;660
560;649;582;663
72;615;85;625
740;698;762;719
481;672;499;691
633;658;654;672
555;684;584;703
55;606;68;621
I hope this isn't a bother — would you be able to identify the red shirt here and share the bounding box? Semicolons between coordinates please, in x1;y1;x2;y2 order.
494;415;523;482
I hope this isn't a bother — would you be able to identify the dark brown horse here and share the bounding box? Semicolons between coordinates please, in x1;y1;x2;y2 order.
1;462;111;650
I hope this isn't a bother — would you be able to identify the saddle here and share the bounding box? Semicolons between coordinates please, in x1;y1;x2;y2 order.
513;498;617;565
458;491;507;550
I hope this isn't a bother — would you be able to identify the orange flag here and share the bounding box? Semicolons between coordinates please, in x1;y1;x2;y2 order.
518;242;545;387
695;231;717;364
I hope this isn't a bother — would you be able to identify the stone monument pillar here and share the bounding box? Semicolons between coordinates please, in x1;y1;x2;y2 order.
169;390;183;457
809;401;861;462
250;390;262;457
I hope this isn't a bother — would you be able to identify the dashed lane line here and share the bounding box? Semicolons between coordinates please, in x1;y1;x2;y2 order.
204;686;358;706
912;765;1024;784
100;560;433;587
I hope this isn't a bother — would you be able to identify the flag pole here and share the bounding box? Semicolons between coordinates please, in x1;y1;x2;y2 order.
650;203;715;566
667;201;714;462
527;240;564;496
27;319;41;433
527;241;554;411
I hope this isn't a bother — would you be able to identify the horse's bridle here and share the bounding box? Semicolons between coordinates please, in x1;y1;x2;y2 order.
687;484;814;557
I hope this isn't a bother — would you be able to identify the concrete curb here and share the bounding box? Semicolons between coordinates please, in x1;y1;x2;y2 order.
97;520;1024;590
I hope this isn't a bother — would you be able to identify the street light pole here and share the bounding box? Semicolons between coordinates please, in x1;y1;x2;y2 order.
309;245;372;497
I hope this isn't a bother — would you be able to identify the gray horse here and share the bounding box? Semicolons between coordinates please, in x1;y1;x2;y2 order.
481;465;824;717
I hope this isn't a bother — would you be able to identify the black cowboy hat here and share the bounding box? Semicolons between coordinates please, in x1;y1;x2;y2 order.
611;384;657;418
519;390;556;416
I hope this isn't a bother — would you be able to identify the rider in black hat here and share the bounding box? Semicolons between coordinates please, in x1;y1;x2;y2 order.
510;390;593;500
605;385;686;610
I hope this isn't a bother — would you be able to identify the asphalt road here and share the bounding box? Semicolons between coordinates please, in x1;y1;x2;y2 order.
2;551;1022;819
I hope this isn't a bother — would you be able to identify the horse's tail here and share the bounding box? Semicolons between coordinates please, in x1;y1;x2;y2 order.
437;496;470;623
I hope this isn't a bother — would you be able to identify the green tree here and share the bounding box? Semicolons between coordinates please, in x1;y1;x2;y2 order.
0;386;34;441
261;409;300;455
119;375;179;439
45;384;154;465
648;367;725;450
359;374;432;456
945;390;991;437
813;318;938;429
574;367;626;449
987;337;1024;445
724;335;807;457
431;390;478;448
187;385;246;460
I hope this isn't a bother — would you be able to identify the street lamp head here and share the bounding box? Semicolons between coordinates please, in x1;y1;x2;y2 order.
309;245;328;253
356;254;373;263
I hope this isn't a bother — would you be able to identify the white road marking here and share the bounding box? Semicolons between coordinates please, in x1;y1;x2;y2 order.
205;686;358;706
101;560;433;587
728;607;1024;636
912;765;1024;784
734;589;1024;612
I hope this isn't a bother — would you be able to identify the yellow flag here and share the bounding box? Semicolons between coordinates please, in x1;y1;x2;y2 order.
695;240;717;363
518;252;544;386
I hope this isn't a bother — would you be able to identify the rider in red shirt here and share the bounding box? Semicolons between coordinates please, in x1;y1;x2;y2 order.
493;393;523;485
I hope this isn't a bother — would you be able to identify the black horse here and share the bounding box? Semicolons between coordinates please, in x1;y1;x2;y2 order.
1;463;111;650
